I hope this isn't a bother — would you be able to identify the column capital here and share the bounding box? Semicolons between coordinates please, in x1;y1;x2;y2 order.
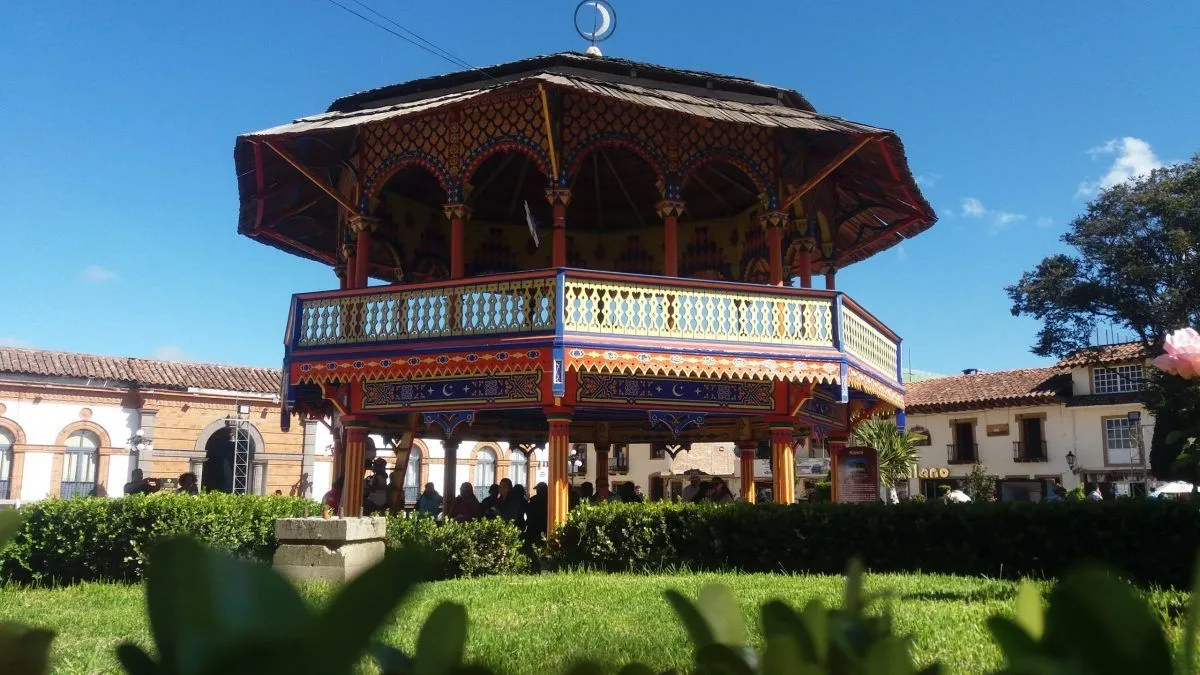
545;187;573;208
443;202;473;221
443;438;462;451
735;438;759;459
797;237;818;252
759;210;791;229
655;199;686;219
348;214;381;234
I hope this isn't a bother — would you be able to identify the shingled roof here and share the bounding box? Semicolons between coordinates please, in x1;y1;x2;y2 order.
0;347;281;395
904;367;1072;414
1056;342;1149;367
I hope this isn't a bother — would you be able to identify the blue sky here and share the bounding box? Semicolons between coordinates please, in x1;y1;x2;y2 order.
1;1;1196;374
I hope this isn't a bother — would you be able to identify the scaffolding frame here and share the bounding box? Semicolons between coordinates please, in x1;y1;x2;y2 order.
227;408;253;495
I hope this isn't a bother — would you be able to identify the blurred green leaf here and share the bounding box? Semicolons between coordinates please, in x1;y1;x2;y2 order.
694;643;754;675
696;584;746;647
414;602;468;675
1013;582;1044;640
1182;555;1200;675
0;623;55;675
665;590;715;650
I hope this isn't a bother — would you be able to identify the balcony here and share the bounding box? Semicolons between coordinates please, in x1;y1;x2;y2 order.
284;269;903;388
947;444;978;465
1013;441;1049;463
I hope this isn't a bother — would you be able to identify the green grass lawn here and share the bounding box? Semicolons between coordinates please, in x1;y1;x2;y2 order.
0;572;1188;674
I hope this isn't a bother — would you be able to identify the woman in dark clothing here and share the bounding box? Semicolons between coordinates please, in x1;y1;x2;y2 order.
448;482;483;522
481;484;501;518
497;480;527;530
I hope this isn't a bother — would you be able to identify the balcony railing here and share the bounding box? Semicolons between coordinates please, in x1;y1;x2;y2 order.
947;443;978;465
609;456;630;474
1013;441;1049;463
286;269;902;385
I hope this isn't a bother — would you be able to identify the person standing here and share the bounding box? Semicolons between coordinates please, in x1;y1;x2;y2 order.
124;469;158;495
176;472;199;495
526;482;549;545
364;458;390;515
448;482;482;522
681;473;702;502
1088;485;1104;501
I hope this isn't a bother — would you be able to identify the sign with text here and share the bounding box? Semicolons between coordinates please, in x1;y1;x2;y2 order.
831;445;880;504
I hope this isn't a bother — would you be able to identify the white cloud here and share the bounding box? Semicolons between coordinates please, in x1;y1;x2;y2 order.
1036;216;1055;228
152;346;193;362
0;337;31;348
960;197;1026;234
895;244;909;261
915;173;941;188
1077;136;1164;197
81;265;118;283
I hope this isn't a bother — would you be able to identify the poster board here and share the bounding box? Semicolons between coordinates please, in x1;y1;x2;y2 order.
831;445;880;504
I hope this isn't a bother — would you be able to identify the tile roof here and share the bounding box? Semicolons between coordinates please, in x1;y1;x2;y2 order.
1056;342;1149;367
904;367;1072;414
0;347;281;395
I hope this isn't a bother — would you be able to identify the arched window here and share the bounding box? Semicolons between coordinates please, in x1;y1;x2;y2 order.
474;447;496;490
0;429;13;499
62;429;99;498
508;450;527;488
404;445;422;503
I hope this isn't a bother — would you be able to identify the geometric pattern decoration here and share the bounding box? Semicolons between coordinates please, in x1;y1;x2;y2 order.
648;410;707;438
422;410;476;437
566;348;841;384
846;366;904;409
577;373;774;410
291;349;545;385
651;441;692;459
361;371;541;409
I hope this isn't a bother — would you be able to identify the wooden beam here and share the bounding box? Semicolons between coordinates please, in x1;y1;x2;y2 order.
537;84;560;180
468;153;515;205
690;170;733;215
506;155;530;222
258;193;324;233
601;150;647;229
261;139;358;214
779;134;883;213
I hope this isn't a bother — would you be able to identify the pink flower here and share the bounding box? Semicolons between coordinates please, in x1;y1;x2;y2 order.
1153;328;1200;379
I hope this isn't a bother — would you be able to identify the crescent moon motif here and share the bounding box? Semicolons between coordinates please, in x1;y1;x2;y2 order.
672;384;684;397
442;384;454;397
590;1;612;38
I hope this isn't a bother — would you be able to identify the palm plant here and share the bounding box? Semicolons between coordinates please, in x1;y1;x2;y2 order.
851;417;921;503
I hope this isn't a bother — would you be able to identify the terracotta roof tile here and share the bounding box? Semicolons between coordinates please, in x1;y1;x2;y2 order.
904;367;1071;414
0;347;281;395
1056;342;1149;367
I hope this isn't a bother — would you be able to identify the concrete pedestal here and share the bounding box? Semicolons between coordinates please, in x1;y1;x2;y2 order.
273;517;387;583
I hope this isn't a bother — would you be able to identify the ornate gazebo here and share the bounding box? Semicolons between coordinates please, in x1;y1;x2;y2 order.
234;52;934;533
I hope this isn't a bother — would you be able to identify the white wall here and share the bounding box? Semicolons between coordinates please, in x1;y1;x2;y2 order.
20;452;54;501
107;454;131;497
0;396;133;447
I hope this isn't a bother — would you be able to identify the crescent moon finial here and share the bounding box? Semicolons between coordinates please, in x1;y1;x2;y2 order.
574;0;617;56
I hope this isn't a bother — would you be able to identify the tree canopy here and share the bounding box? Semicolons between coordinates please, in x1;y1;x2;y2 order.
1008;154;1200;477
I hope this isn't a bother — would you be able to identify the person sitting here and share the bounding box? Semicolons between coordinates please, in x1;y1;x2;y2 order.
578;481;596;504
322;477;344;513
681;473;703;502
123;469;157;495
448;482;482;522
176;472;199;495
416;482;443;517
364;458;390;515
497;478;527;528
709;477;734;503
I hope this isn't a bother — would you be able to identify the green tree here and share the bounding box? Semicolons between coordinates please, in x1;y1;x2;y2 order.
963;462;997;501
851;417;920;503
1007;155;1200;478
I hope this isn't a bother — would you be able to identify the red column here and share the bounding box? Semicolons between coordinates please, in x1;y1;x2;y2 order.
657;200;685;277
762;211;789;287
442;439;460;517
546;189;571;267
797;240;814;289
594;443;610;500
770;423;796;505
736;439;758;503
825;269;837;291
350;216;378;289
341;422;369;517
547;414;571;539
444;203;471;279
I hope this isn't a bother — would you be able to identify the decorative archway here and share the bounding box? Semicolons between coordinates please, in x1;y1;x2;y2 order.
0;417;27;445
194;417;265;494
55;420;112;448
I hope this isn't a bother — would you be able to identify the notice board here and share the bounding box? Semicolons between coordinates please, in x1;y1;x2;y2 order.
831;445;880;503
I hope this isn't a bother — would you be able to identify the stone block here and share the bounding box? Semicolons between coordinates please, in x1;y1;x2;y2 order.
272;517;387;583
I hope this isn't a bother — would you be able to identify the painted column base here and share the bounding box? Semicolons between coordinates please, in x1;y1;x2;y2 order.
273;517;386;583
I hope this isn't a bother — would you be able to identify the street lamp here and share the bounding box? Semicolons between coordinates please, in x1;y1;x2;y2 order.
1065;450;1077;474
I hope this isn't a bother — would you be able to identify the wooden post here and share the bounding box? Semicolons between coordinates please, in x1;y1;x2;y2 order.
444;203;471;279
547;415;571;539
736;440;758;503
657;200;685;277
594;443;610;500
825;269;837;291
349;216;379;289
770;424;796;505
341;422;369;517
797;239;815;289
546;189;571;268
762;211;789;287
442;439;460;516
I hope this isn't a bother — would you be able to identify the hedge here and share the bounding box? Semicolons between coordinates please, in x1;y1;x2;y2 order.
553;500;1200;587
385;515;528;578
0;492;321;585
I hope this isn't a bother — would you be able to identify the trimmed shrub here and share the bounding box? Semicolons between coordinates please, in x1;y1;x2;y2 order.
385;516;528;579
553;500;1200;587
0;492;320;585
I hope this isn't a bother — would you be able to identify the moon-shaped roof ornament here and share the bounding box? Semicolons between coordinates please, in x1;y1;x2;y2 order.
574;0;616;56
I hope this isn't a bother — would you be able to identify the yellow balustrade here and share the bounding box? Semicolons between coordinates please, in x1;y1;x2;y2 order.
842;307;899;378
561;279;834;346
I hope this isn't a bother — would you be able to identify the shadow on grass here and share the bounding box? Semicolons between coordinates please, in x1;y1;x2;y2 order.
899;588;1017;603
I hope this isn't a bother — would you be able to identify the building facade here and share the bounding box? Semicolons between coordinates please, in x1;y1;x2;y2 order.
902;343;1154;500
